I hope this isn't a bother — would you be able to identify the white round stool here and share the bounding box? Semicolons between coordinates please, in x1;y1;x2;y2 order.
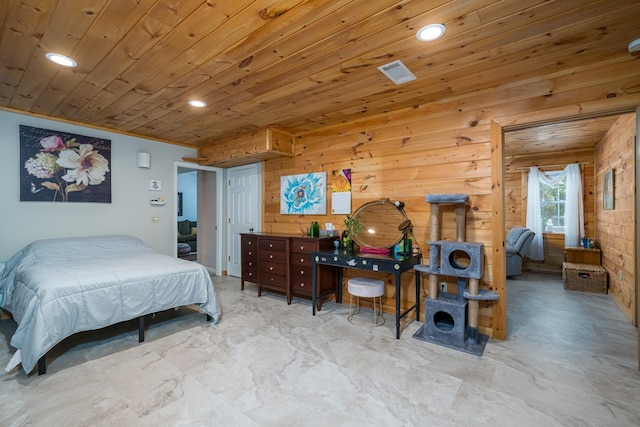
347;277;385;326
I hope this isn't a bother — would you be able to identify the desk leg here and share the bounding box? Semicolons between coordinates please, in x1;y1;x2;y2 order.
312;261;317;316
395;272;401;339
415;270;421;322
337;267;343;304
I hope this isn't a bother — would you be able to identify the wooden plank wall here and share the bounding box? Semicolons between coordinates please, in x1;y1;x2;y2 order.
595;113;636;323
261;59;639;339
263;112;496;335
505;159;596;274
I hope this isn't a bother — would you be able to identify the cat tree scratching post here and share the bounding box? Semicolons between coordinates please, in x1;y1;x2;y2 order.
466;278;480;342
455;202;466;242
413;193;498;356
428;202;440;300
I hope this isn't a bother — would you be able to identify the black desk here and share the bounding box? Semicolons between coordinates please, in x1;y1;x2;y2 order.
311;250;421;339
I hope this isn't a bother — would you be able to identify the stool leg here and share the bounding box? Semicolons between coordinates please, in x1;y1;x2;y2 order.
373;296;377;324
350;294;361;316
350;293;353;315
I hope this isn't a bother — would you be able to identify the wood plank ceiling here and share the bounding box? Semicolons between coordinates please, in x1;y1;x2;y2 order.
504;115;623;170
1;0;639;151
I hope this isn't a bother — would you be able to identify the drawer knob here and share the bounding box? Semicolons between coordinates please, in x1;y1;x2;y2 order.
300;270;304;275
299;258;305;263
269;266;273;271
248;251;253;256
269;243;273;248
300;245;305;250
269;254;274;259
300;282;305;287
248;262;253;266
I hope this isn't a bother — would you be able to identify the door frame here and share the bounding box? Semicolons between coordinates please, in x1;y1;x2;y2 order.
174;161;224;276
635;105;640;368
491;104;638;343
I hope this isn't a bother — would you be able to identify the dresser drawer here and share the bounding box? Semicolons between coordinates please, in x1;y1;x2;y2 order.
243;258;258;270
260;262;287;276
259;271;286;288
291;253;312;267
290;267;313;294
259;238;287;252
242;268;258;282
259;250;286;264
290;238;316;254
241;235;258;249
243;245;257;258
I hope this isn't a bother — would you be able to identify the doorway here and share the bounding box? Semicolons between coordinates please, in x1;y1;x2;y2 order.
491;108;638;363
502;115;621;276
174;162;224;276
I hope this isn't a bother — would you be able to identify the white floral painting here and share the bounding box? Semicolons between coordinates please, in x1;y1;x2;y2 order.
280;172;326;215
20;125;111;202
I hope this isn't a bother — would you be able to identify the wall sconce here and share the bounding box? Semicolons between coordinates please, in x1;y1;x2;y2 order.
137;152;151;168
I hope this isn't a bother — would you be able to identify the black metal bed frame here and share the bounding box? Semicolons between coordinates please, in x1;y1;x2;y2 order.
36;313;212;375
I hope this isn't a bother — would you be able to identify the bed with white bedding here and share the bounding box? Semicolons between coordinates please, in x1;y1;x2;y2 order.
0;235;221;375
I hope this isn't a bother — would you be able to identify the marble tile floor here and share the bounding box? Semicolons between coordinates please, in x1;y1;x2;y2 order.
0;272;639;426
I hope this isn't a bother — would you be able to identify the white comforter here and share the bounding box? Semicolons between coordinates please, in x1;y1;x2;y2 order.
0;235;221;374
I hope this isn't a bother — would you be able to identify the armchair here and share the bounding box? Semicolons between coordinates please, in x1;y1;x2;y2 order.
506;227;535;277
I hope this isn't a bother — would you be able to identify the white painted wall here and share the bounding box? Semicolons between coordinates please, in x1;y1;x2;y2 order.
177;171;197;221
0;110;197;261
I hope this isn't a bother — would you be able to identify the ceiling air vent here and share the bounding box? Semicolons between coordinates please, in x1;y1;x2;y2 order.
377;60;417;85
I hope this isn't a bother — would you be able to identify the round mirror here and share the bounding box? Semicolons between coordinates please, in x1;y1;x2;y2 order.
351;199;408;249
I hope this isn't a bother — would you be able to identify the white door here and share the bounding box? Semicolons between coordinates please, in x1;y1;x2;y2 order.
227;163;262;277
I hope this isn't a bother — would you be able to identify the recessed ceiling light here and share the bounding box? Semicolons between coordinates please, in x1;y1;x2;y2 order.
628;38;640;53
188;100;207;108
416;24;446;42
45;52;77;67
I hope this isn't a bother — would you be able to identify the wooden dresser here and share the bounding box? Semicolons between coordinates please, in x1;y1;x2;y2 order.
240;233;338;308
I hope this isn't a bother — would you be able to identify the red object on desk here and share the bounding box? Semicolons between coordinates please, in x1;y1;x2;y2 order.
359;247;391;256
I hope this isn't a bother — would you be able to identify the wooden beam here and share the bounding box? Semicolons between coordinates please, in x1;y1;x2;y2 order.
181;157;207;164
491;120;507;340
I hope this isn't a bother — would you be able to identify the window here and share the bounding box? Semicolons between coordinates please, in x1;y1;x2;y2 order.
540;171;565;233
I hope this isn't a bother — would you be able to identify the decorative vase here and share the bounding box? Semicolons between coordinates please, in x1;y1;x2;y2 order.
341;231;353;252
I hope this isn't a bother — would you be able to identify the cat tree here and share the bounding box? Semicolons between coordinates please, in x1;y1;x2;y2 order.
413;194;498;356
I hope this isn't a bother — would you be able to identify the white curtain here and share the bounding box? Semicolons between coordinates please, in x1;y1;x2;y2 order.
564;164;584;248
525;165;584;260
526;167;544;260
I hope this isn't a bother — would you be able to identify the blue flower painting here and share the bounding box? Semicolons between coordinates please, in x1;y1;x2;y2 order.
280;172;326;215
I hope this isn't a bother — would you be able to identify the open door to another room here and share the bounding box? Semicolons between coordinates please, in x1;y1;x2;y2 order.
175;162;224;276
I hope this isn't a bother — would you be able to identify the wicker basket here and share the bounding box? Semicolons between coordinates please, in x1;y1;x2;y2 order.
562;262;607;294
